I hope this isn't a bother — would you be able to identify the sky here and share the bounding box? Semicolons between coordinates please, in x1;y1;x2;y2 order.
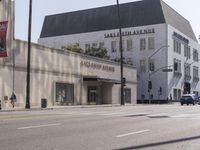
15;0;200;43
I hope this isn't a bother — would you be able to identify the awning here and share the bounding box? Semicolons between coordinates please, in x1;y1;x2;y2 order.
83;76;120;84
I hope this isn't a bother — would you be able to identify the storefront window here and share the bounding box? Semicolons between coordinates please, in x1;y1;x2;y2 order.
56;83;74;105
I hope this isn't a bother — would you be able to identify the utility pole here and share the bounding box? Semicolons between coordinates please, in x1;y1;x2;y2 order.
116;0;124;105
25;0;32;109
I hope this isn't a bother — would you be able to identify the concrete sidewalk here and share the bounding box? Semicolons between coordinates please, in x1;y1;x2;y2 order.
0;104;124;112
0;102;181;112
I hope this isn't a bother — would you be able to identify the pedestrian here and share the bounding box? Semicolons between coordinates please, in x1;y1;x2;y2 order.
170;94;172;102
10;92;17;108
166;97;169;104
0;37;5;51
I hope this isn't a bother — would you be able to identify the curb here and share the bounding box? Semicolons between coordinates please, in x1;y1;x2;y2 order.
0;104;124;112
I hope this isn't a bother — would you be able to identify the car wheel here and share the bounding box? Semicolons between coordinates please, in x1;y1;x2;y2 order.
187;103;189;105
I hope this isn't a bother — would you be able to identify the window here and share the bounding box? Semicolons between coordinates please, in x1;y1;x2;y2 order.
173;89;178;100
193;49;199;62
184;63;191;76
172;89;181;100
148;37;155;50
184;45;190;58
174;58;181;73
193;91;199;96
148;59;155;72
85;43;90;50
140;59;146;73
140;38;146;50
99;42;105;49
111;41;117;52
124;88;131;103
178;89;182;100
55;83;74;105
127;39;133;51
92;43;98;48
173;40;181;54
193;66;199;78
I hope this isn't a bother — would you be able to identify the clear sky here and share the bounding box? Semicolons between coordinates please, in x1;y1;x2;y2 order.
15;0;200;43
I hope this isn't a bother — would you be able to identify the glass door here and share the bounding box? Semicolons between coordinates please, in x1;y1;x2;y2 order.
88;86;97;104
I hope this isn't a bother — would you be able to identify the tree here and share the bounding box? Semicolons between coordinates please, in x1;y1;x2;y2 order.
85;47;110;59
61;44;110;60
61;43;83;53
111;57;133;65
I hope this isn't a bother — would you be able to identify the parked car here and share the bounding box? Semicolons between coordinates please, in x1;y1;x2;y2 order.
180;94;199;105
198;96;200;105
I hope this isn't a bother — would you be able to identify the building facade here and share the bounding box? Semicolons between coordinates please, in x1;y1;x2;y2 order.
0;0;137;109
38;0;200;102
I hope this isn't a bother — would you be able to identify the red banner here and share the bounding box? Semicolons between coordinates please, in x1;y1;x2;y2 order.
0;21;8;57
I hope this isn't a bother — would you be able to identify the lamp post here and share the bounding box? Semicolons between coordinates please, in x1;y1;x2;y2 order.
116;0;124;105
25;0;32;109
148;45;169;104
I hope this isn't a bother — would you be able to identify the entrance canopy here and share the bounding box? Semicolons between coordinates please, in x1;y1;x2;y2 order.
83;76;120;84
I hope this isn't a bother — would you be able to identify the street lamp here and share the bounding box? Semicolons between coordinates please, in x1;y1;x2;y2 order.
148;45;169;104
116;0;124;105
25;0;32;109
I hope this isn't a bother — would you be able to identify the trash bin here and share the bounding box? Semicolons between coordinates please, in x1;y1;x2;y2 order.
41;98;47;108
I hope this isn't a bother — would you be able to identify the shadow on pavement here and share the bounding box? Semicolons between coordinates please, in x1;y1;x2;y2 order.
114;135;200;150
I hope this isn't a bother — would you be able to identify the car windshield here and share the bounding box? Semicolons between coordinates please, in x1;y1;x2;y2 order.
181;96;192;100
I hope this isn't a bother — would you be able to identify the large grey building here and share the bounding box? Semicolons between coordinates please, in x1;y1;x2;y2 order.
39;0;200;103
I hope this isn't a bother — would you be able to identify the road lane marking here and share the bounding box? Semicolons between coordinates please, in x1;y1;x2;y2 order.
17;123;61;130
116;129;150;138
0;114;67;121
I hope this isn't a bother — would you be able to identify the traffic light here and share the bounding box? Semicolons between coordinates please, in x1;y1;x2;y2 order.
159;87;162;93
123;77;126;86
159;87;162;95
148;81;152;90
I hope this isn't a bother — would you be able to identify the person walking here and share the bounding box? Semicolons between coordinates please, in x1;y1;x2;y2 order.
10;92;17;108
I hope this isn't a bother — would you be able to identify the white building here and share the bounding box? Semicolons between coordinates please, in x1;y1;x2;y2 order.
38;0;200;103
0;0;137;109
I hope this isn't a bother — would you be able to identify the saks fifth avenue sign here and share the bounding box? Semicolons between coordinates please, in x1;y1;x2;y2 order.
80;60;115;72
173;32;189;44
104;28;155;38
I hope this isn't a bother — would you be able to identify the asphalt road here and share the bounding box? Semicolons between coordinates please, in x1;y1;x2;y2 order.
1;104;200;150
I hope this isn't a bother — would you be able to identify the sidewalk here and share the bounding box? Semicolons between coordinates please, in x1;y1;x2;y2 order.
0;102;181;112
0;104;124;112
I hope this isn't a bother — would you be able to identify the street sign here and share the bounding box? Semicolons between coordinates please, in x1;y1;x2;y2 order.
162;69;173;72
